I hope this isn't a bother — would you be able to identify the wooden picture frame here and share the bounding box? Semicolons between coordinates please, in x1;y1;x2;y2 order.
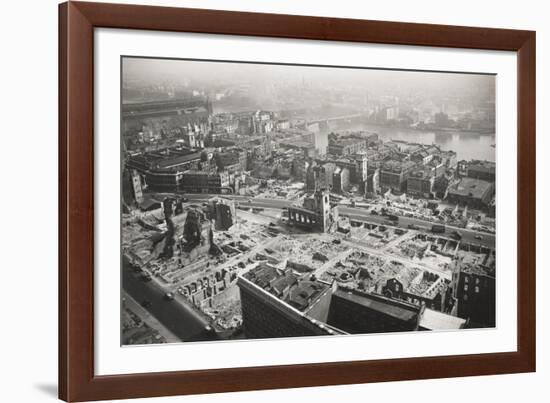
59;1;536;401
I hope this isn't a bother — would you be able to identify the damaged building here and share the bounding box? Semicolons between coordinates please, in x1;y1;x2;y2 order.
287;189;339;232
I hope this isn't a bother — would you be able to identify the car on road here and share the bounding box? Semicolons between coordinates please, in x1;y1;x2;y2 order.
450;230;463;240
431;224;446;233
139;272;152;282
370;210;378;215
164;292;175;301
140;299;152;308
475;235;483;240
407;224;420;230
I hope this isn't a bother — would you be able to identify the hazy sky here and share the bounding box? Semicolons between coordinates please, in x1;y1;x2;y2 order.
122;57;495;98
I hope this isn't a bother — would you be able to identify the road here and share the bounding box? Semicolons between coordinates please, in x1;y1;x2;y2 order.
183;194;495;249
122;259;217;342
122;291;181;343
339;207;495;248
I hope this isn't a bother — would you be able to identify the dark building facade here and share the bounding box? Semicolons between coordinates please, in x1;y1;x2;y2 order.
379;160;416;193
180;171;230;193
446;177;494;209
237;265;464;340
382;276;445;312
406;167;436;198
466;160;496;182
237;264;340;339
326;288;422;334
126;148;204;191
451;256;496;327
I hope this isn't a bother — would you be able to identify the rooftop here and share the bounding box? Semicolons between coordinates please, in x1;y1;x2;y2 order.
243;264;330;312
419;308;466;330
330;137;366;147
468;160;496;174
409;167;436;179
461;264;495;278
381;160;417;173
448;177;493;199
156;152;202;169
333;288;419;322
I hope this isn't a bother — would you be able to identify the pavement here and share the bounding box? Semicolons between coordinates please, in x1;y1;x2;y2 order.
122;291;181;343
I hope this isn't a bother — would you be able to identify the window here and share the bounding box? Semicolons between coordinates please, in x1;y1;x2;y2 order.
475;277;480;285
464;276;469;283
475;286;480;293
463;294;468;301
464;284;468;291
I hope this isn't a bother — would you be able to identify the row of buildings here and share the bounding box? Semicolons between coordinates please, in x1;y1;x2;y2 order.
122;96;495;214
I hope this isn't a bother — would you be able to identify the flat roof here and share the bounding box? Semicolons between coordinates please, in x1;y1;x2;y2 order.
468;160;496;173
156;152;202;169
334;289;419;322
448;177;493;199
243;264;329;312
420;308;466;330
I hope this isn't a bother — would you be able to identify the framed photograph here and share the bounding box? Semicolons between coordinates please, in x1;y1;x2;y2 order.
59;1;536;401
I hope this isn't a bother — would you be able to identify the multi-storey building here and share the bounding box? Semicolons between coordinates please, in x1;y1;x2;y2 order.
215;148;248;172
467;160;496;181
122;98;212;141
126;148;204;192
181;171;230;193
406;167;436;198
332;167;350;194
326;287;422;334
365;167;380;197
446;177;494;209
379;160;417;193
237;265;465;340
238;264;341;339
451;254;496;327
327;137;367;156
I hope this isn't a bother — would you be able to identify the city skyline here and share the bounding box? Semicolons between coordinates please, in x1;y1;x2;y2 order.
120;57;495;346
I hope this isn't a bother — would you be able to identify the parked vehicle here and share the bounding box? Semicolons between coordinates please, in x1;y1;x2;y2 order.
475;235;483;240
451;230;463;240
431;224;446;233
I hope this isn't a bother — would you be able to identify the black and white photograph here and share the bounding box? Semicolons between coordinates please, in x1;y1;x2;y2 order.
120;57;496;346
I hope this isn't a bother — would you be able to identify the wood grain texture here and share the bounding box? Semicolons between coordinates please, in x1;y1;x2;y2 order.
58;1;536;401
